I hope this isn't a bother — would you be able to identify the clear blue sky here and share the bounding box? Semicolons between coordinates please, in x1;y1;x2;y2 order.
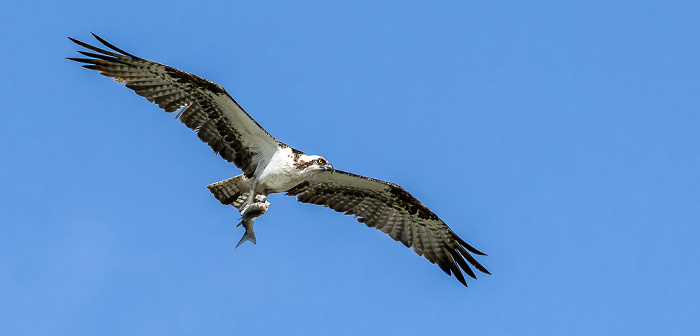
1;1;698;335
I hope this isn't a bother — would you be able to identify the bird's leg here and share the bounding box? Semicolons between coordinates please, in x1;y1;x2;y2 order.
235;194;270;248
239;180;259;210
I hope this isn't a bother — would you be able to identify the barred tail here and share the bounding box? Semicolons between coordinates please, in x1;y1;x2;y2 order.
206;174;252;209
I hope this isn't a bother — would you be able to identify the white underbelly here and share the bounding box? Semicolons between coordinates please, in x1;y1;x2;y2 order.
255;147;307;194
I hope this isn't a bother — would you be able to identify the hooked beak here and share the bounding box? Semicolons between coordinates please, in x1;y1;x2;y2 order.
325;163;335;173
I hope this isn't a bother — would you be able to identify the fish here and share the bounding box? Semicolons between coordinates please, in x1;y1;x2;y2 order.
235;195;270;248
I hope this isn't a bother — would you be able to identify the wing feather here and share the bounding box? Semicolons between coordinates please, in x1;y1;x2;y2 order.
68;34;283;177
378;208;398;235
287;170;490;287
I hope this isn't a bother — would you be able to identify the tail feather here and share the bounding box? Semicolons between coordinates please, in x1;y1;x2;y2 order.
207;174;252;208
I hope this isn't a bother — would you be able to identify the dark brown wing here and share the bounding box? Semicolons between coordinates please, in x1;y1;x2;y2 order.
287;170;490;286
68;33;283;177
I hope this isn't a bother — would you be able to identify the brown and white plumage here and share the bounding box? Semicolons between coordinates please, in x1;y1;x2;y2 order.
69;33;490;287
68;33;279;178
286;171;490;285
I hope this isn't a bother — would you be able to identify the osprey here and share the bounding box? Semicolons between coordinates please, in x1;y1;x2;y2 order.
68;33;490;287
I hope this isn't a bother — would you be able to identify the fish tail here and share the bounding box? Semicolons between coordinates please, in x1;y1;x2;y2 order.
235;229;257;248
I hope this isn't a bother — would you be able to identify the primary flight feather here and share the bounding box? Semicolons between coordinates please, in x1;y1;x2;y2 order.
68;33;490;287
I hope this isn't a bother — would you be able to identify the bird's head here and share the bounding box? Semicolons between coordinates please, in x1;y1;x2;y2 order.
299;155;334;174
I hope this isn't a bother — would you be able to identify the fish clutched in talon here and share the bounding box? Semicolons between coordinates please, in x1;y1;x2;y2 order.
235;195;270;248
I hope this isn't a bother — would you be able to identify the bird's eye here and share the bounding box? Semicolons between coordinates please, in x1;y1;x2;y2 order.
317;158;325;165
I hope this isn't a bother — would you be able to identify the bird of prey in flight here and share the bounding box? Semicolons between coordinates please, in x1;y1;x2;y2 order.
68;33;490;286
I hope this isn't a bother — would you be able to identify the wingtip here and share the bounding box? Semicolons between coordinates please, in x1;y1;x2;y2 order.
454;271;468;287
90;32;105;44
70;33;136;59
454;234;489;256
91;33;108;46
67;36;82;45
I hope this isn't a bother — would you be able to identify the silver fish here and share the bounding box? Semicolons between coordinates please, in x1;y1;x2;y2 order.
235;195;270;248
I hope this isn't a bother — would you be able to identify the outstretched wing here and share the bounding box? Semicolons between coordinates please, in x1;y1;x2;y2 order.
68;33;282;177
286;170;490;286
